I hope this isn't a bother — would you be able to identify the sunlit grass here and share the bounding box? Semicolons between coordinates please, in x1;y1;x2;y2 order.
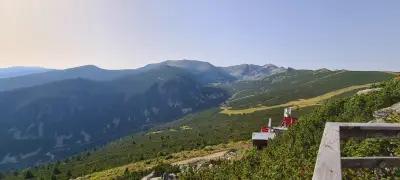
81;141;251;180
220;84;372;115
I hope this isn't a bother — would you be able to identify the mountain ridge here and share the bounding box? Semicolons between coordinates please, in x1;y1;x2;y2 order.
0;66;229;170
0;67;53;79
0;60;285;92
221;63;287;80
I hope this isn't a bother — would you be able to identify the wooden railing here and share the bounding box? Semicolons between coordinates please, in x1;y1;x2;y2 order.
312;122;400;180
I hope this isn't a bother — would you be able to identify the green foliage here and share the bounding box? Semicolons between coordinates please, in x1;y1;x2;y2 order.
52;167;61;175
152;163;180;177
116;163;180;180
182;79;400;179
387;114;400;123
116;170;150;180
24;170;34;179
66;170;72;178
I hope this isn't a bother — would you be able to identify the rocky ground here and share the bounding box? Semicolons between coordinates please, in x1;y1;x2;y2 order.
142;149;240;180
373;102;400;123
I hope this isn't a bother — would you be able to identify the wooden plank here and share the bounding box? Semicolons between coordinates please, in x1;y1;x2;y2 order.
340;128;400;139
340;123;400;139
338;123;400;128
313;122;400;179
312;122;342;180
342;157;400;168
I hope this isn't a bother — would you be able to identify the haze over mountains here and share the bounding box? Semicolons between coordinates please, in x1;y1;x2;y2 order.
0;60;394;171
0;60;287;170
0;67;52;79
0;60;287;92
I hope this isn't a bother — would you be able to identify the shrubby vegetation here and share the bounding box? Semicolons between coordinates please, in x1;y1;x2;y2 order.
116;164;180;180
5;105;306;179
182;78;400;179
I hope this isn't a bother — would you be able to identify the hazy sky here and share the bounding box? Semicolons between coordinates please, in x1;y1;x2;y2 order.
0;0;399;71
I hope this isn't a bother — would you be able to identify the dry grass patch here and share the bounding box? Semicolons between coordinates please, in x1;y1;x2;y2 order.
79;141;251;180
220;84;372;115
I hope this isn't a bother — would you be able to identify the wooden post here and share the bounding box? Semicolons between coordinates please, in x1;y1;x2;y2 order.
312;122;341;180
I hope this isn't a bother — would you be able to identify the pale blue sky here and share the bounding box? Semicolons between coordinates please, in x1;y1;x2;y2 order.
0;0;399;71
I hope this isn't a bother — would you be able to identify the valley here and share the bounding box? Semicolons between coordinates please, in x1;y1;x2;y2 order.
0;60;396;179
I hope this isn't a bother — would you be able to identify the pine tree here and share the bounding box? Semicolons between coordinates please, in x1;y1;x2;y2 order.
53;167;61;175
66;170;72;178
51;174;57;180
24;170;34;179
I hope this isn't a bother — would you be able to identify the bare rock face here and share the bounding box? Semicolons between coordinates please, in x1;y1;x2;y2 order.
373;102;400;122
222;64;287;81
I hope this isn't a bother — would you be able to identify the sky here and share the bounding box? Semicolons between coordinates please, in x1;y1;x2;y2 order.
0;0;399;71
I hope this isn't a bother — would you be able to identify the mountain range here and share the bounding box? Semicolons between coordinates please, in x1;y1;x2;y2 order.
0;60;394;172
0;60;286;92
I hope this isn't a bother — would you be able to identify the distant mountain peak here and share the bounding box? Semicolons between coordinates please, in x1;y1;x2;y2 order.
162;60;214;70
262;64;278;68
139;60;235;84
68;65;102;71
315;68;331;73
222;63;287;80
165;59;211;64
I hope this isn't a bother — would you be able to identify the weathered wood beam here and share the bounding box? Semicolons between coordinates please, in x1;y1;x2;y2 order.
341;157;400;168
339;123;400;139
313;123;400;180
312;122;342;180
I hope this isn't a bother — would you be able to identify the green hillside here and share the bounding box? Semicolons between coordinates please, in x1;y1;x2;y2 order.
223;69;394;109
2;71;395;180
182;78;400;179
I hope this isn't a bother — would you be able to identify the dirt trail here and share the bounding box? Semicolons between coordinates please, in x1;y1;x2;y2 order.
79;141;251;180
172;151;228;165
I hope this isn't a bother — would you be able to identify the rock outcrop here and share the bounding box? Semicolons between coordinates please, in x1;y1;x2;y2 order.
373;102;400;122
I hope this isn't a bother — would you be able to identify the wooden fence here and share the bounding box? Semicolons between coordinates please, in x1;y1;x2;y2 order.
312;122;400;180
